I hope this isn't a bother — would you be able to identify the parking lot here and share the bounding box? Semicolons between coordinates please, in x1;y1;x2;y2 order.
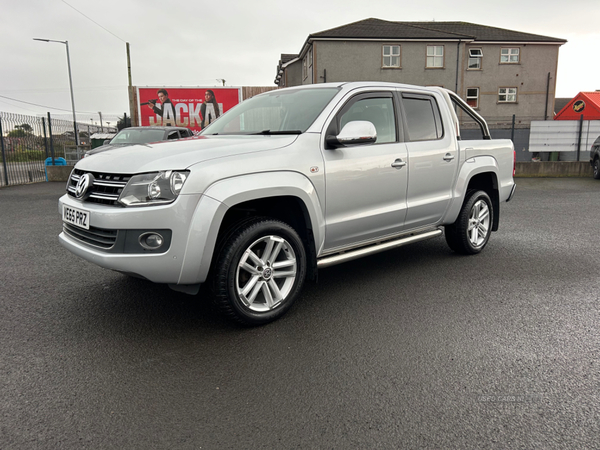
1;178;599;449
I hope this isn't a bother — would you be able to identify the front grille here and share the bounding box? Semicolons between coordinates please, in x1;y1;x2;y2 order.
63;223;118;249
67;169;131;206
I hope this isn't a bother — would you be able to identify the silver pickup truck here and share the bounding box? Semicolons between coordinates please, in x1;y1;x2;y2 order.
59;82;516;325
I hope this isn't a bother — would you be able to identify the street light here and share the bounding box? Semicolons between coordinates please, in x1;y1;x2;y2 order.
33;38;79;146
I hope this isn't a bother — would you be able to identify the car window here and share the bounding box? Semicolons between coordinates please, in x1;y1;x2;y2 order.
401;94;443;141
167;131;179;140
339;97;396;144
110;129;167;145
201;87;340;135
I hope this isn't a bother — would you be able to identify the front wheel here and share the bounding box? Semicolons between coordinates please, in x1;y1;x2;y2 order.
212;218;307;326
445;190;493;255
593;158;600;180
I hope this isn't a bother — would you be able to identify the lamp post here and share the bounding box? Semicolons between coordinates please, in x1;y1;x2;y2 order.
33;38;79;146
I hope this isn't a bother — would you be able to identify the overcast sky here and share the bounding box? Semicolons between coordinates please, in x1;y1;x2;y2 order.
1;0;598;124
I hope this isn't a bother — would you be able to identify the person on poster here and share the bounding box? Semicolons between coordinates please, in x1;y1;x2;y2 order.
201;90;221;129
147;89;176;126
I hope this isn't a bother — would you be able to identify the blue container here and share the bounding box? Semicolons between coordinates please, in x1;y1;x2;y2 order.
45;157;67;181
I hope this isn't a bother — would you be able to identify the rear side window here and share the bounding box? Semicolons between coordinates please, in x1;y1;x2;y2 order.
401;94;443;141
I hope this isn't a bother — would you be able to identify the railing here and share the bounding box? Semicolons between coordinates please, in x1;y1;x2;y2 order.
0;112;104;187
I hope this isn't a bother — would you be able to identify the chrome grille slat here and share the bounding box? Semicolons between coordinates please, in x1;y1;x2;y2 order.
67;169;131;206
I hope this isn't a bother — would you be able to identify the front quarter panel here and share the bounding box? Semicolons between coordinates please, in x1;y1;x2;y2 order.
178;171;325;285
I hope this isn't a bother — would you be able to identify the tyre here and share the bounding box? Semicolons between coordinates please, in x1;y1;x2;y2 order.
212;218;307;325
445;190;493;255
593;158;600;180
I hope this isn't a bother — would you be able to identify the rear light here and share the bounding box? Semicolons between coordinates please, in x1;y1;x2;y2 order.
513;150;516;176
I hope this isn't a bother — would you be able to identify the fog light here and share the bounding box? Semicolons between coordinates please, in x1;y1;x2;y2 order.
139;232;164;250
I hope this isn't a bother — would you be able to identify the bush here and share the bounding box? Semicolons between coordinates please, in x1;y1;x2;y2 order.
6;150;46;162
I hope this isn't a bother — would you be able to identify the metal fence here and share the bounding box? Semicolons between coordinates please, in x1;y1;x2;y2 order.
0;112;108;187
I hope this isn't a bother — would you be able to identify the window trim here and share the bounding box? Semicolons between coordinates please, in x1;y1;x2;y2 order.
500;47;520;64
498;87;518;103
466;87;480;109
426;45;445;69
382;44;401;69
399;92;444;142
326;91;401;148
467;48;483;70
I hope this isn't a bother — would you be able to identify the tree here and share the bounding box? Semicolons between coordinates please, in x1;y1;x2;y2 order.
7;123;34;138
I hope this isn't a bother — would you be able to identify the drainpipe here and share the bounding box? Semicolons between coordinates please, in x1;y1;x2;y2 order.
455;40;461;94
544;72;550;120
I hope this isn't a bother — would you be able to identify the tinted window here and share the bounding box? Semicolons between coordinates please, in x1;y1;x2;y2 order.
339;97;396;144
402;96;442;141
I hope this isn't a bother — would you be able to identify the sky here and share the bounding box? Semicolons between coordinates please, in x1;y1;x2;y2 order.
1;0;598;125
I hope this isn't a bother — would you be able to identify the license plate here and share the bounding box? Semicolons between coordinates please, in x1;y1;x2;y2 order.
63;205;90;230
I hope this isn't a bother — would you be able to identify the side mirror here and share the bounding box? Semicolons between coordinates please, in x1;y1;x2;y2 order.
103;139;110;145
326;121;377;148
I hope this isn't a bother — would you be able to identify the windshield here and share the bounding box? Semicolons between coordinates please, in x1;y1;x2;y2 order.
200;87;340;135
110;129;166;145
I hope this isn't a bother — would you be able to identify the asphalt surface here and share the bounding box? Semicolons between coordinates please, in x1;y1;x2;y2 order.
1;179;599;449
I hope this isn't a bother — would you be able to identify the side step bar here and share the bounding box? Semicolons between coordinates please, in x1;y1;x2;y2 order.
316;229;443;269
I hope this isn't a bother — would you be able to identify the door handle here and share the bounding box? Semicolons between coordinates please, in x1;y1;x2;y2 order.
443;153;455;162
391;158;407;169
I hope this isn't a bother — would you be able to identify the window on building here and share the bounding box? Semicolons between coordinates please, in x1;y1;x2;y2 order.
426;46;444;68
466;88;480;108
401;94;444;141
500;48;520;63
308;48;313;69
468;48;483;70
498;87;517;103
382;45;401;68
302;56;308;80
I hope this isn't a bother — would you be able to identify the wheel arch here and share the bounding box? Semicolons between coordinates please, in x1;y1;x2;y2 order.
446;157;501;231
179;171;324;285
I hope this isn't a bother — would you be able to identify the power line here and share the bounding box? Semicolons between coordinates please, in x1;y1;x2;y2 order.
61;0;127;43
0;94;98;114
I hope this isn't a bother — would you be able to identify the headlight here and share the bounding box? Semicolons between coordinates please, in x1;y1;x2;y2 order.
118;170;189;207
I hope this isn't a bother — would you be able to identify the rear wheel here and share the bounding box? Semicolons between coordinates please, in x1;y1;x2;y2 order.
593;158;600;179
212;218;306;326
445;190;493;255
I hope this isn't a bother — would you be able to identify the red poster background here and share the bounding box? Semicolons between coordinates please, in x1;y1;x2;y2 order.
137;87;242;133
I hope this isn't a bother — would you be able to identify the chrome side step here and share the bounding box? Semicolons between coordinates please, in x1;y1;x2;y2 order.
316;229;443;269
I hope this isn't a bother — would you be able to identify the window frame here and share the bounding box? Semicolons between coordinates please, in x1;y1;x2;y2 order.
326;91;402;148
426;45;445;69
467;48;483;70
399;92;444;142
498;87;518;103
382;44;401;69
466;87;480;109
500;47;520;64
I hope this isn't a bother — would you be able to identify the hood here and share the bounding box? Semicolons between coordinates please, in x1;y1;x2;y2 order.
75;135;299;173
85;143;129;156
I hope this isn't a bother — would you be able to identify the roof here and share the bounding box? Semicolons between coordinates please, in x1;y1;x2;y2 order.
310;18;566;43
554;92;600;120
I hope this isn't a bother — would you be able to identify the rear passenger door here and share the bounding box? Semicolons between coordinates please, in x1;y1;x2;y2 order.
399;92;458;229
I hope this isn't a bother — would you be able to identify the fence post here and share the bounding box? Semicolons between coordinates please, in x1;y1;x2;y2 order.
576;114;584;162
42;117;49;160
511;114;515;142
47;112;55;165
0;116;9;186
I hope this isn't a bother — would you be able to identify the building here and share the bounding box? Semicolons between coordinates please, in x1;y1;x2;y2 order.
275;19;566;127
554;92;600;121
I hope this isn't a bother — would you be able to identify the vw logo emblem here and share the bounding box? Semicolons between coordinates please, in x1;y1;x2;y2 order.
75;173;93;198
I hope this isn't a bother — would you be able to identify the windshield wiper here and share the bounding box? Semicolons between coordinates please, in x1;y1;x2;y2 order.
251;130;302;135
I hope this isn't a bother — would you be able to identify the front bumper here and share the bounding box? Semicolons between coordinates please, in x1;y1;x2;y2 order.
58;192;212;284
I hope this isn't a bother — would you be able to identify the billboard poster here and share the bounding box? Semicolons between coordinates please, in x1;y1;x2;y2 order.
137;87;242;133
